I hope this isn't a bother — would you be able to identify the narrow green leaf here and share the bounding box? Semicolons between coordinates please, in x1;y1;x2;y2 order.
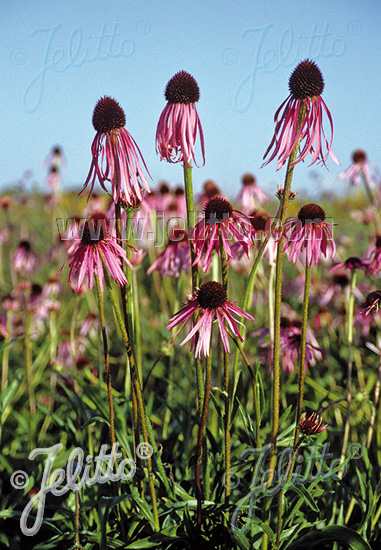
288;525;372;550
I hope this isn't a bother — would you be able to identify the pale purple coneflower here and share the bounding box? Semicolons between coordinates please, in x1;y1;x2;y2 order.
254;316;322;373
338;149;378;188
43;145;67;171
300;412;328;436
196;180;224;210
166;281;254;358
173;187;187;218
367;235;381;276
351;206;375;226
80;312;99;339
236;173;269;213
12;240;39;275
147;227;191;278
283;203;336;266
359;290;381;317
262;59;340;170
192;197;253;273
80;96;154;203
156;70;205;167
45;166;61;191
280;325;323;373
54;329;89;369
57;212;135;293
331;256;369;273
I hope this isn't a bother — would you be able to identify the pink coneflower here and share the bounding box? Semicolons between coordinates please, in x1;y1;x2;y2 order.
351;206;375;226
147;227;191;278
55;329;88;369
156;71;205;167
57;212;135;292
192;197;253;273
80;312;100;339
359;291;381;317
80;96;154;203
262;59;340;170
367;235;381;276
320;272;352;308
331;256;369;273
45;166;61;191
166;281;254;358
43;145;67;171
339;149;378;188
300;412;328;436
236;173;269;213
0;195;12;210
12;240;39;275
196;180;224;210
254;316;323;373
283;203;336;266
280;324;323;373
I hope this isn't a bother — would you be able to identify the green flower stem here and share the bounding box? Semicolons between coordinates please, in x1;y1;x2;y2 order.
219;231;228;292
1;311;12;391
224;348;230;503
339;269;357;468
293;262;312;447
103;269;160;529
132;269;143;382
74;489;80;547
25;312;36;415
360;166;381;232
183;163;204;414
275;438;304;548
268;262;276;342
183;164;198;292
366;349;381;449
0;242;4;287
262;103;306;550
114;205;142;469
125;208;137;365
102;262;174;499
219;230;230;503
230;336;261;449
232;205;281;378
115;203;136;364
94;272;117;472
195;349;213;528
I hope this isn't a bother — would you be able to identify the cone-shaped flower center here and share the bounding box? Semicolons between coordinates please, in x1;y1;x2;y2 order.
365;290;381;309
280;316;293;329
19;240;31;251
374;235;381;249
92;96;126;133
81;213;109;245
197;281;227;310
165;71;200;104
297;203;326;225
300;412;327;435
203;180;220;198
31;283;43;297
168;227;188;243
159;183;170;195
344;257;362;269
352;149;367;164
175;186;184;196
204;197;233;224
251;211;269;231
242;173;256;186
333;273;349;287
288;59;324;100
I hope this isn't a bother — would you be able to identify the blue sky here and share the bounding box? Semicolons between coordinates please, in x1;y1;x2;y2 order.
2;0;380;199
